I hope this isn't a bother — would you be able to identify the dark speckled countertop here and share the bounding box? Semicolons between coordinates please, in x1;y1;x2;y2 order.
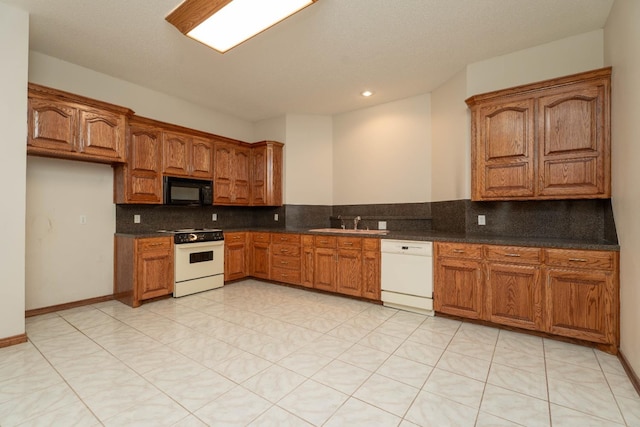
219;227;619;251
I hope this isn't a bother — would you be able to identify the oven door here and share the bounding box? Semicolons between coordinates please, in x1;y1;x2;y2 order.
174;240;224;283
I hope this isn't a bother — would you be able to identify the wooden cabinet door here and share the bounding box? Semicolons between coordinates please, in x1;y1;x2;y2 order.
545;268;613;344
537;80;609;198
301;245;314;288
213;142;233;204
224;233;247;281
314;248;337;292
336;248;362;297
137;238;174;301
78;109;126;161
473;98;535;200
250;142;283;206
485;263;543;331
232;146;251;204
28;98;77;153
125;126;163;203
251;145;267;205
434;257;483;319
190;137;213;179
251;241;270;279
362;239;381;300
163;131;190;176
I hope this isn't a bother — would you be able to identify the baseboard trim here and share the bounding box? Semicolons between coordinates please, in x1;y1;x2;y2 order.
0;333;28;348
25;294;114;318
619;349;640;396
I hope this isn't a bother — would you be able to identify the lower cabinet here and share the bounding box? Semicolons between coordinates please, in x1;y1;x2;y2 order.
270;233;302;285
250;232;270;279
433;242;619;353
361;239;381;300
301;235;314;288
114;235;174;308
313;237;338;292
224;232;248;281
336;238;363;297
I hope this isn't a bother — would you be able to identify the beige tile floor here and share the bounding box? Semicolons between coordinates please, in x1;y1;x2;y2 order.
2;279;639;426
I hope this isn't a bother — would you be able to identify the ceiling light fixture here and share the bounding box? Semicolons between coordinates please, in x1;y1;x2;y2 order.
361;90;373;97
166;0;317;53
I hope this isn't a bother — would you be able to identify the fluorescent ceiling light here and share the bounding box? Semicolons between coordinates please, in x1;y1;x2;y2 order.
166;0;317;53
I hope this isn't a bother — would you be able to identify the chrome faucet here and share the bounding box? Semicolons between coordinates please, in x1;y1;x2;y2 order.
354;216;361;230
338;215;345;229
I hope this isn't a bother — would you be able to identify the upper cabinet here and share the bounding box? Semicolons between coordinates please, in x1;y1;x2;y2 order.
27;83;132;164
466;67;611;201
251;141;283;206
162;131;213;179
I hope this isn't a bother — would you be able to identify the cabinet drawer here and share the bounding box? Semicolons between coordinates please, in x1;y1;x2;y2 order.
272;244;301;257
545;249;616;271
252;232;270;243
271;233;301;244
225;232;246;243
272;255;301;270
138;237;171;251
363;238;380;251
338;237;362;249
302;235;314;246
436;242;482;259
314;236;337;248
484;245;542;264
271;267;301;284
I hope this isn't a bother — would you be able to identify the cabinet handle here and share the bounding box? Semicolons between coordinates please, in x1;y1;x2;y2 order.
569;258;588;263
280;237;287;241
281;273;288;277
148;243;164;247
452;249;465;253
281;261;289;265
281;249;289;253
344;242;353;246
320;240;328;244
504;253;521;257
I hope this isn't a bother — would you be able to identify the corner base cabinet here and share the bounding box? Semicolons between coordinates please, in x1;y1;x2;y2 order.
114;235;174;308
434;242;619;353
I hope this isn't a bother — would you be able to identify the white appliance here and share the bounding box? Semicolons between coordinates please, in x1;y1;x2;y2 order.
161;229;225;297
381;239;434;315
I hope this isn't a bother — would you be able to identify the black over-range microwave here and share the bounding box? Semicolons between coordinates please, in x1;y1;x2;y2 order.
163;176;213;206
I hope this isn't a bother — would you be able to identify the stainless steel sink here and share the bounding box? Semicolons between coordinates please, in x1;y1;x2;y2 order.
308;228;390;235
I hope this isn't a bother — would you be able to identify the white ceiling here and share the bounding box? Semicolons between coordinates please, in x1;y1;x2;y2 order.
5;0;613;122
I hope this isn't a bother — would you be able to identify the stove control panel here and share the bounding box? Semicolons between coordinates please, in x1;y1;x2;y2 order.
174;230;224;244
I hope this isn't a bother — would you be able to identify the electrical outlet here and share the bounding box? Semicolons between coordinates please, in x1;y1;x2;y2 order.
80;215;87;225
212;213;218;221
478;214;486;226
134;214;141;224
274;213;279;221
378;221;387;230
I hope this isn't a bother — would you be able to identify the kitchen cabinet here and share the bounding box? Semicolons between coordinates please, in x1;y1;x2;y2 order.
434;241;619;353
434;242;484;319
336;237;363;297
213;141;251;205
466;67;611;201
114;122;163;204
301;235;314;288
224;232;248;281
484;245;543;331
163;131;213;179
251;141;283;206
28;83;131;164
361;239;381;300
544;248;618;347
270;233;302;285
313;236;338;292
250;232;270;279
114;235;174;308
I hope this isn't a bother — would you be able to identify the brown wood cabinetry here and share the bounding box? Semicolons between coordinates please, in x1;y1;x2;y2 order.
434;242;484;319
28;83;131;164
361;239;381;300
336;237;363;297
314;236;338;292
163;132;213;179
114;235;174;308
270;233;301;285
213;142;251;205
466;67;611;201
250;232;271;279
251;141;283;206
301;235;315;288
224;232;248;281
114;122;163;204
434;241;619;353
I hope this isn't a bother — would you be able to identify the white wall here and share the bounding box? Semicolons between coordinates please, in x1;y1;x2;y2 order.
333;94;432;205
431;69;470;202
0;3;28;339
467;30;605;96
25;158;115;310
285;115;333;205
604;0;640;377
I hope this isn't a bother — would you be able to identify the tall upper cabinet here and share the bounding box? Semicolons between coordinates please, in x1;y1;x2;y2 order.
27;84;132;164
465;67;611;201
251;141;283;206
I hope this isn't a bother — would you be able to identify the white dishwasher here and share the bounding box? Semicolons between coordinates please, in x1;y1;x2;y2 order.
381;239;434;315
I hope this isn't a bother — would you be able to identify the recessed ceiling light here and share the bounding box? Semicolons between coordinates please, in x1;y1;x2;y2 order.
361;90;373;97
166;0;318;53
